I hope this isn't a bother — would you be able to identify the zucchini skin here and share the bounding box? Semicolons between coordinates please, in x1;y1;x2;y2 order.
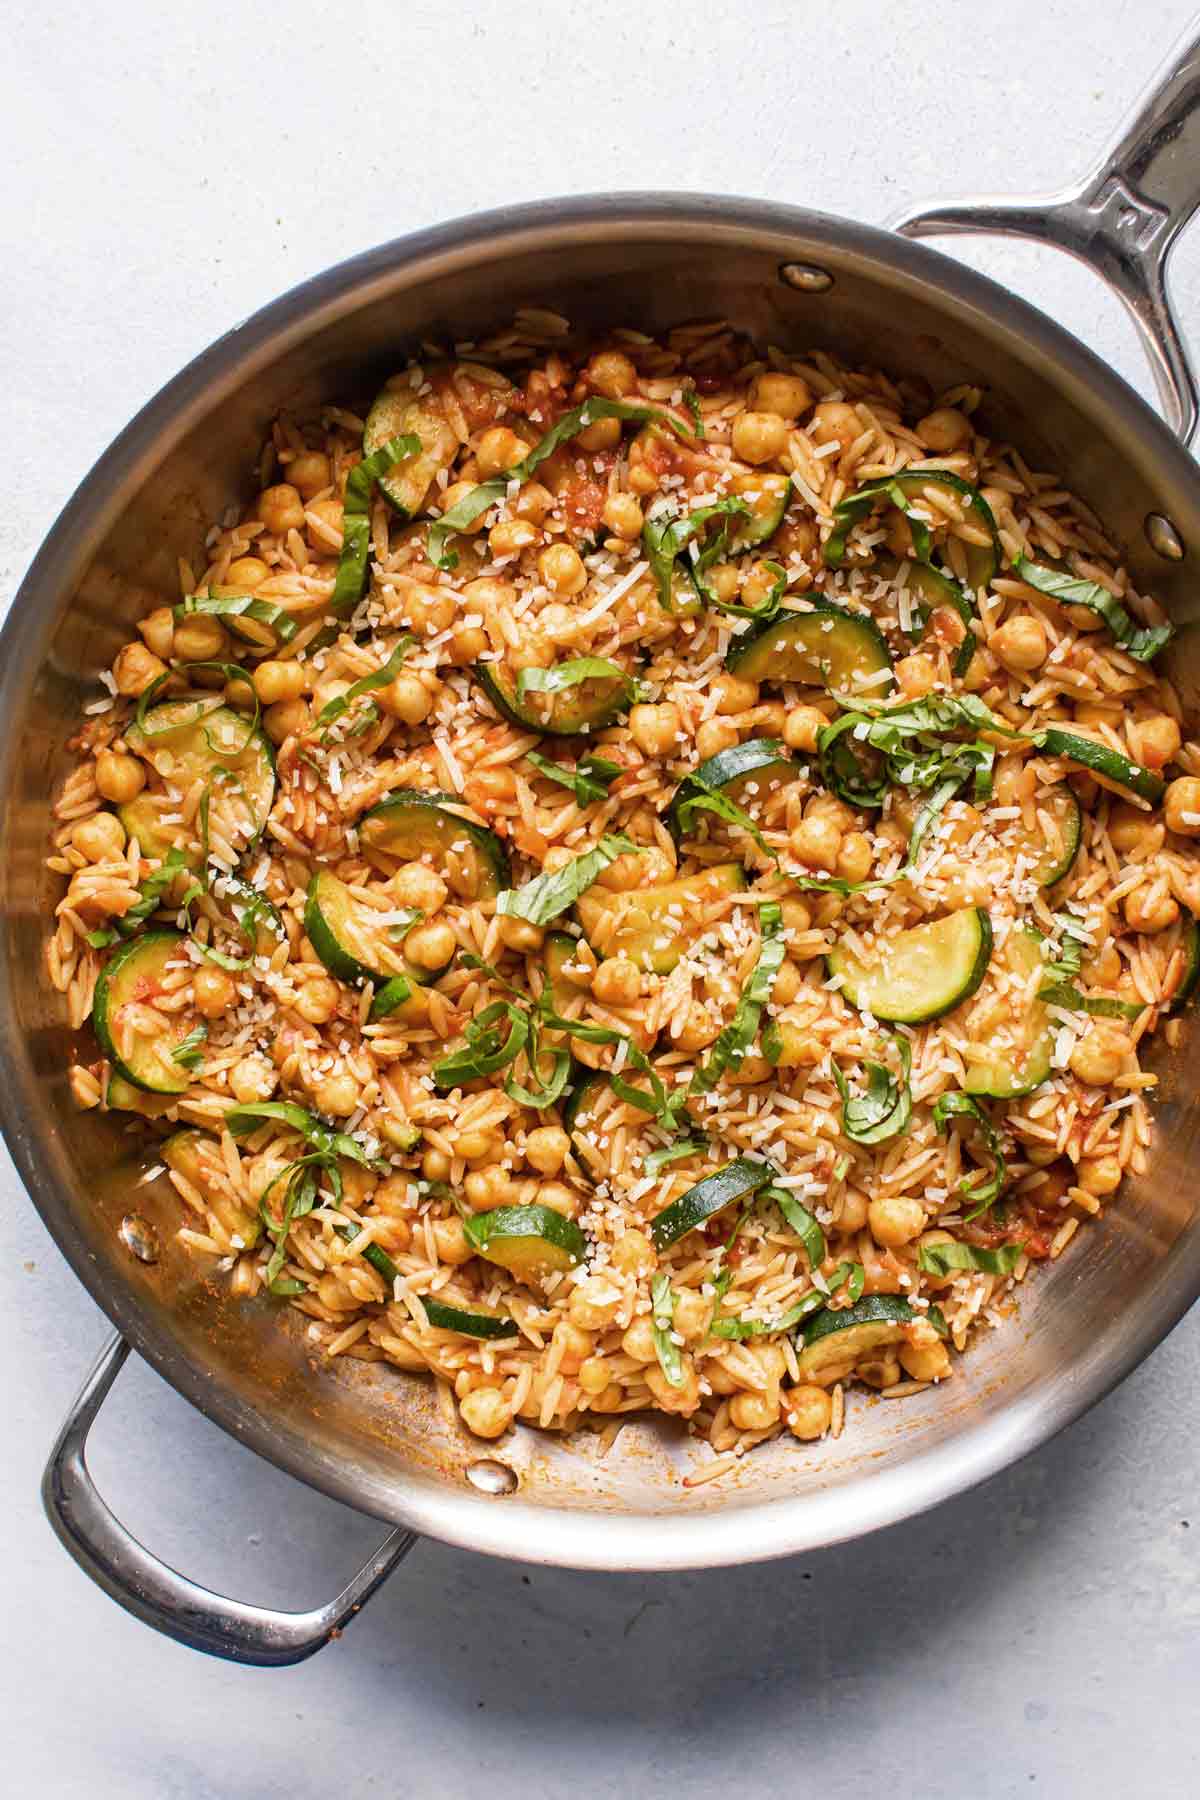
92;931;194;1095
829;907;993;1026
475;663;631;737
665;737;799;843
1039;729;1165;806
1170;911;1200;1014
725;601;894;693
303;869;443;990
651;1158;771;1251
360;789;510;897
464;1204;587;1276
801;1293;915;1346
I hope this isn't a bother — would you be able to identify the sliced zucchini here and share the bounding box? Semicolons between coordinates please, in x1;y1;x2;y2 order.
126;701;276;847
1039;728;1165;806
363;378;459;518
726;472;792;552
463;1204;587;1280
575;861;746;975
162;1128;262;1248
118;791;196;866
421;1296;518;1339
561;1067;611;1180
828;906;993;1025
92;932;197;1095
725;602;894;696
1019;786;1082;887
964;927;1052;1099
216;877;287;954
1170;911;1200;1014
651;1158;771;1251
304;869;443;989
826;470;1000;591
360;789;509;901
796;1295;914;1380
544;930;590;1016
666;738;800;843
476;662;633;737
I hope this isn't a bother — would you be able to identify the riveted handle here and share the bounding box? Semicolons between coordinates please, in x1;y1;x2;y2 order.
42;1333;417;1666
889;21;1200;446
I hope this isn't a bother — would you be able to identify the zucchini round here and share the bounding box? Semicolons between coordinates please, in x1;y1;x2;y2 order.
828;906;993;1024
575;861;746;975
360;789;509;901
561;1066;610;1181
964;927;1052;1099
463;1204;587;1279
1024;786;1083;887
726;472;792;552
304;868;443;988
826;470;1000;591
1039;728;1165;806
725;602;894;696
421;1296;518;1339
665;738;800;843
651;1158;771;1251
92;932;197;1095
125;700;276;846
363;379;459;517
796;1294;915;1380
118;791;196;866
476;662;633;737
1170;911;1200;1014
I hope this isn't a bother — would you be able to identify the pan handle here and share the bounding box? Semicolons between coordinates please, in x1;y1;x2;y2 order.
42;1333;417;1666
889;21;1200;447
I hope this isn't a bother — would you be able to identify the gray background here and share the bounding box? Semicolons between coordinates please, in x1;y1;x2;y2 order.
2;2;1199;1794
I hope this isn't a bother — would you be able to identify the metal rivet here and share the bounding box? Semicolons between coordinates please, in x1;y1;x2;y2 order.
779;262;834;293
119;1213;159;1264
466;1458;519;1495
1146;513;1185;560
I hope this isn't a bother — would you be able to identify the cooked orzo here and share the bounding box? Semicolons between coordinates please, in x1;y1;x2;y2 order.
47;312;1200;1465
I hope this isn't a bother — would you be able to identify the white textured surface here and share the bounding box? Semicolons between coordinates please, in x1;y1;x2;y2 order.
3;2;1200;1794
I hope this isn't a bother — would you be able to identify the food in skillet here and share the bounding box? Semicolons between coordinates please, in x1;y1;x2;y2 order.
47;311;1200;1475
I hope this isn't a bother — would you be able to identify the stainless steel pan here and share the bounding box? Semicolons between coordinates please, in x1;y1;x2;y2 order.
10;24;1200;1667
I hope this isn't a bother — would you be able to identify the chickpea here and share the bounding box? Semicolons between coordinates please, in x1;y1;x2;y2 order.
405;919;456;970
488;518;540;557
306;497;344;552
784;705;827;754
253;660;306;705
611;1229;655;1277
596;843;671;891
602;493;644;540
731;410;789;465
432;1215;473;1265
1123;881;1179;933
577;414;623;452
899;1338;953;1383
377;673;434;725
593;957;640;1007
783;1384;833;1440
645;1360;700;1414
992;613;1048;673
1077;1153;1123;1198
750;371;811;420
621;1316;657;1363
525;1125;569;1175
224;555;271;591
459;1387;512;1440
730;1390;781;1432
139;606;175;660
496;914;545;953
230;1055;277;1104
71;811;126;862
858;1355;902;1390
1069;1021;1129;1087
438;482;487;528
257;483;306;537
193;965;236;1018
311;1071;356;1116
789;814;842;872
513;480;555;525
711;673;760;716
672;1289;711;1343
263;698;310;744
538;1181;578;1218
585;349;638;398
868;1195;925;1248
568;1278;623;1331
917;406;972;452
464;1167;512;1212
398;584;456;636
780;896;812;934
809;400;861;450
422;1146;451;1182
286;451;332;501
696;718;740;761
838;1186;870;1232
895;652;938;699
537;543;587;596
751;700;788;737
476;427;527;479
772;959;802;1007
1161;775;1200;837
296;976;340;1024
578;1355;612;1396
173;616;228;662
629;701;681;758
837;832;873;884
447;623;489;665
94;750;146;804
453;1130;500;1165
675;1001;720;1052
112;642;167;697
1132;711;1181;770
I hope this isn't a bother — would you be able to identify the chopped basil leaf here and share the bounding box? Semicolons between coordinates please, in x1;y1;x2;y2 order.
226;1099;384;1169
764;1183;825;1268
932;1091;1007;1218
710;1287;828;1340
1038;980;1146;1021
170;1022;208;1071
650;1273;687;1387
690;901;785;1093
683;388;705;438
119;847;190;934
1014;555;1173;662
433;1000;531;1088
645;1138;708;1174
643;496;786;622
175;590;300;645
318;635;415;731
331;433;422;618
525;749;622;808
927;1303;950;1338
673;785;776;862
917;1239;1024;1277
86;927;118;949
832;1032;912;1145
504;1046;573;1110
515;656;642;706
496;833;640;927
369;973;414;1020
